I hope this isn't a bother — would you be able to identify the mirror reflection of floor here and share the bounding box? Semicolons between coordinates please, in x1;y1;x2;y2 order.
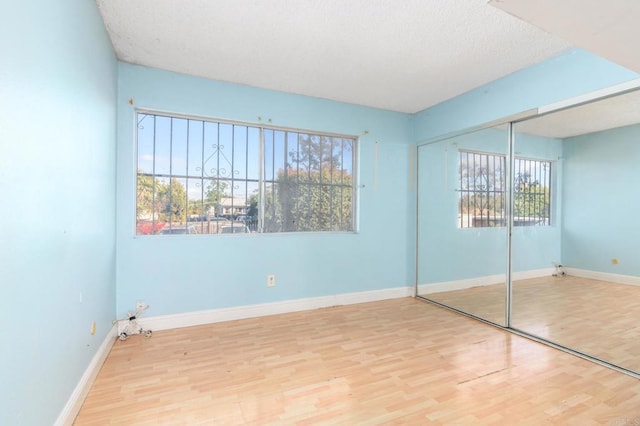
422;283;507;326
420;275;640;372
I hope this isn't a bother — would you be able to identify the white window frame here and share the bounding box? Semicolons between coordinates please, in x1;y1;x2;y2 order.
134;109;358;236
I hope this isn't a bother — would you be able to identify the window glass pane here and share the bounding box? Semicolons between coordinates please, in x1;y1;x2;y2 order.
286;132;297;177
202;179;226;218
245;182;259;232
153;176;170;230
272;131;286;178
135;112;357;236
320;136;332;184
246;127;260;181
202;121;218;180
458;151;506;228
263;182;281;233
340;186;353;231
458;150;551;228
233;125;247;181
137;113;154;174
171;118;188;176
154;116;171;176
187;120;203;177
513;158;551;226
307;135;321;174
264;129;275;182
186;177;205;223
218;124;234;181
341;139;354;177
136;174;154;223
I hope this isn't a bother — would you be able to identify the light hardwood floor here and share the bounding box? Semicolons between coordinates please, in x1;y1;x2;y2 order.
75;298;640;425
424;276;640;372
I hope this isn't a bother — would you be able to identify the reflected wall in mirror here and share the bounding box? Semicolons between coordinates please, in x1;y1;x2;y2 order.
511;89;640;373
417;126;508;326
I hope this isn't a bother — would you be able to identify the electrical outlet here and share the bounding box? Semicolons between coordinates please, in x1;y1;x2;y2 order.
267;274;276;287
90;321;96;335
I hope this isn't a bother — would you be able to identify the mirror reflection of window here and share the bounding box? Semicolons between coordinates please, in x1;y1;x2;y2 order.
457;151;552;228
511;88;640;374
418;87;640;376
417;126;509;326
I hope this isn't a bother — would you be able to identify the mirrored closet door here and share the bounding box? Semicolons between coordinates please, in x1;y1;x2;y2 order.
511;89;640;373
417;86;640;375
417;126;509;326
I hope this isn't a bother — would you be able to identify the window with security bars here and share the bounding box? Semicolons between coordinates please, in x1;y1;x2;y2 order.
458;150;551;228
135;112;356;236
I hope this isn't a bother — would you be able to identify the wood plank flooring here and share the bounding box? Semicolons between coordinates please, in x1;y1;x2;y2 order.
75;298;640;425
423;276;640;372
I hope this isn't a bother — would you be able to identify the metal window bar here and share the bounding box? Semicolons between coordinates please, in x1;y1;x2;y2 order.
216;123;221;221
168;118;173;231
185;120;190;231
531;159;535;220
481;153;486;226
305;134;311;230
258;128;265;233
458;150;509;228
538;161;542;223
271;131;276;231
200;121;205;234
136;112;356;235
489;156;500;223
152;115;157;232
459;151;510;228
232;125;236;233
460;152;471;228
244;126;250;231
466;151;471;227
512;158;551;226
283;131;289;231
329;137;334;230
341;138;345;230
546;163;551;225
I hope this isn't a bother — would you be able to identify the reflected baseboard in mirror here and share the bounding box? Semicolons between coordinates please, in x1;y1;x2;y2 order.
416;84;640;376
420;282;506;326
421;273;640;372
416;125;510;327
418;268;554;326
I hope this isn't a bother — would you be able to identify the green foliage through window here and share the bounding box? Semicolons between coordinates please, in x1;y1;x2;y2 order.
135;112;356;235
458;150;551;228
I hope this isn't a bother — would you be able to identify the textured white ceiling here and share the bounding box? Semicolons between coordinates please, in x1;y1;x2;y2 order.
96;0;571;113
489;0;640;76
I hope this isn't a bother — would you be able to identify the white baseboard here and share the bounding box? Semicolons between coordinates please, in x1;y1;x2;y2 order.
418;268;555;294
564;267;640;287
514;267;556;281
128;286;413;333
55;324;117;426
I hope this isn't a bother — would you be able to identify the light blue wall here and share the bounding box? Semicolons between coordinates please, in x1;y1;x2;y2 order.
511;131;564;274
413;49;639;142
414;48;638;286
417;128;508;283
1;9;638;422
116;63;414;317
417;128;562;284
0;0;117;424
562;125;640;276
